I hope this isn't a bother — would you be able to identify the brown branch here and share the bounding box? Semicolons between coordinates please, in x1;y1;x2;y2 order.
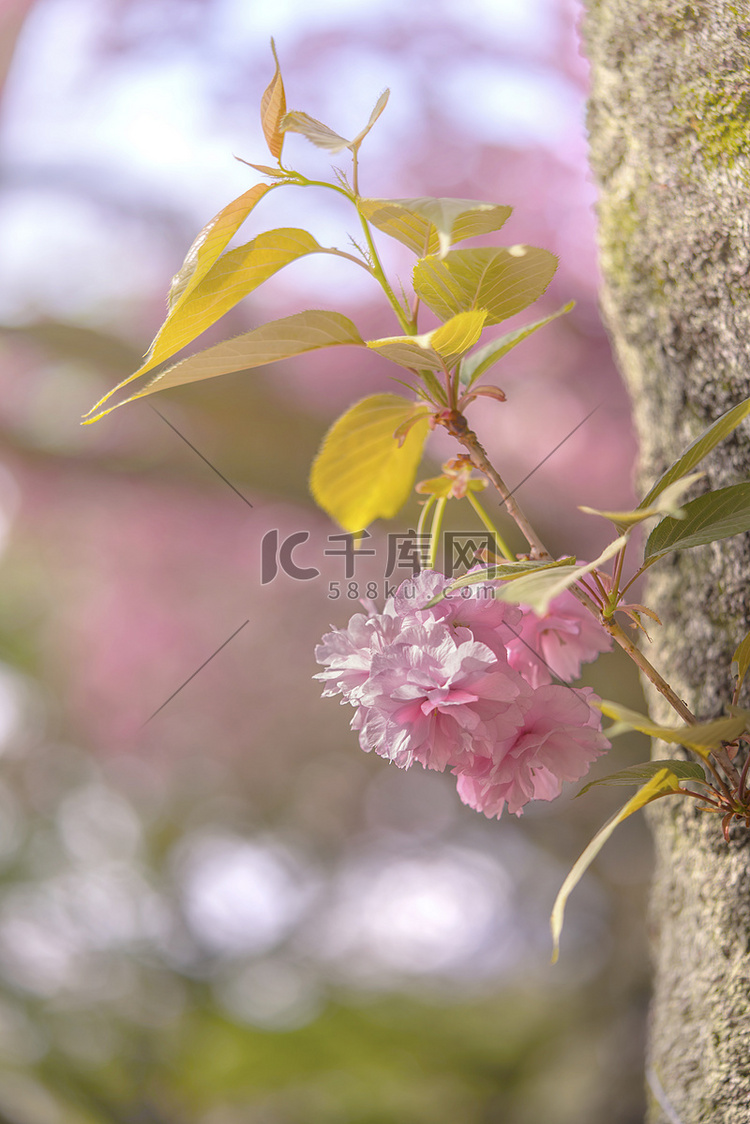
442;412;700;728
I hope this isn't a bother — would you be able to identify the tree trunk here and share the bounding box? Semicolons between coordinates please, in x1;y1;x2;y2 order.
582;2;750;1121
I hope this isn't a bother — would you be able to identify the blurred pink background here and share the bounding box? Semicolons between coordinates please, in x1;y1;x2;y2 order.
0;2;650;1121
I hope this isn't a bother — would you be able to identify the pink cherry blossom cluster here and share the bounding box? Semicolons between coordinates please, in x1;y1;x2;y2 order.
315;571;612;818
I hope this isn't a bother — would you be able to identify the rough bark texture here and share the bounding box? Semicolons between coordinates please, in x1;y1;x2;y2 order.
582;2;750;1121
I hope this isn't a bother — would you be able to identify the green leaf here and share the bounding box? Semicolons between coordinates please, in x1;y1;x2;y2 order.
577;760;706;796
493;536;628;615
260;39;287;161
596;699;748;756
413;246;558;326
460;302;574;388
639;397;750;510
310;394;430;531
580;473;704;529
83;310;364;422
644;482;750;562
551;770;679;962
733;630;750;693
366;310;487;372
359;197;513;258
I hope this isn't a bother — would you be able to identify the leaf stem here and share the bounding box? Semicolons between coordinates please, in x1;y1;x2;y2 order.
351;146;361;198
613;542;627;589
665;788;724;811
280;172;411;328
428;498;447;570
287;174;354;201
346;151;414;333
321;247;376;273
710;747;741;791
356;207;414;333
611;542;628;603
577;575;605;608
738;743;750;803
465;491;515;561
416;494;436;543
618;558;655;600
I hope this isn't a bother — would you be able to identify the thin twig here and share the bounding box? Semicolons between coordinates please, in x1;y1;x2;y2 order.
454;422;548;555
738;743;750;803
712;747;742;791
604;618;697;726
322;247;374;273
669;788;723;811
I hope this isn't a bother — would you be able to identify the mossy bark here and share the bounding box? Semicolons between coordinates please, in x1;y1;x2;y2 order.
582;2;750;1121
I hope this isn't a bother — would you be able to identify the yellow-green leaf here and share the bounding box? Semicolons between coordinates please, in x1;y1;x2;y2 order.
595;700;748;757
359;198;513;258
280;111;352;154
639;396;750;511
260;39;286;161
551;770;679;962
86;228;328;419
350;89;390;149
430;310;487;361
577;760;707;796
236;160;292;179
84;183;277;418
155;229;327;369
366;337;445;372
280;90;389;156
310;394;430;531
579;473;704;528
366;310;487;373
84;311;364;423
168;184;274;312
413;246;558;325
460;302;574;387
493;535;628;615
733;630;750;693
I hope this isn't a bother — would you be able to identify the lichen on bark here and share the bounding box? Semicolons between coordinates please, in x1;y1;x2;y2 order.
583;1;750;1121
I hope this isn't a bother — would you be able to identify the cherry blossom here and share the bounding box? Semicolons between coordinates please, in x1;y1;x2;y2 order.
315;571;610;817
356;616;530;771
455;685;609;817
505;589;612;689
